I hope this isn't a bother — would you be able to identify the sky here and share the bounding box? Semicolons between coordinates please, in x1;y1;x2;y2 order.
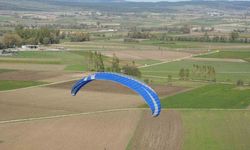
126;0;188;1
126;0;250;2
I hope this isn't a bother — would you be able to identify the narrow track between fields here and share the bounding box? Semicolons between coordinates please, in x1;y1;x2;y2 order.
1;108;249;125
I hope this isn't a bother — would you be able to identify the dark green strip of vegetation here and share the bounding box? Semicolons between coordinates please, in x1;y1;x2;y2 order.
0;80;46;91
160;84;250;109
198;51;250;62
64;64;87;71
0;69;15;73
0;59;61;64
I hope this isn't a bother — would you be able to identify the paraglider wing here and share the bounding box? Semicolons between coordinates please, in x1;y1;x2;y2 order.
71;72;161;117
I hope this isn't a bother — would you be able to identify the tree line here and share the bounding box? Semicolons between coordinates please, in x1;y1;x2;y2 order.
0;26;90;49
155;31;250;43
126;29;250;43
15;26;61;45
86;51;141;77
127;31;153;39
68;32;90;42
0;26;61;49
179;64;216;81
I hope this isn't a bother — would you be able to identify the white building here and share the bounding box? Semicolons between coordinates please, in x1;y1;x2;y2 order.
21;45;39;49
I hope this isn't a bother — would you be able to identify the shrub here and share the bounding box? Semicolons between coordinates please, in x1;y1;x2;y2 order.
236;80;244;86
122;65;141;78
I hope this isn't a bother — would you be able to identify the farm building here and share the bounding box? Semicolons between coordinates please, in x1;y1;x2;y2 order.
21;45;39;49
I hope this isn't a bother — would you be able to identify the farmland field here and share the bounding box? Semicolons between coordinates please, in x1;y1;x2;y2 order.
0;110;142;150
100;50;192;61
0;51;88;71
0;69;14;73
180;110;250;150
1;0;250;149
140;59;250;83
1;107;249;150
0;80;45;91
160;84;250;109
140;40;250;50
198;51;250;62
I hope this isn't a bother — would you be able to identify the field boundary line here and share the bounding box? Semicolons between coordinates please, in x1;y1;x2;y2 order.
138;50;219;68
142;71;250;74
0;78;81;93
1;108;250;125
0;108;142;124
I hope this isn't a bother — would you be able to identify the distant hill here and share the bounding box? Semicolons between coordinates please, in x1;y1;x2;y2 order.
0;0;250;12
42;0;126;2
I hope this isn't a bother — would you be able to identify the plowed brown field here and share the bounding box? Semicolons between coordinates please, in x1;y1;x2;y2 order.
0;110;141;150
128;110;183;150
101;50;192;61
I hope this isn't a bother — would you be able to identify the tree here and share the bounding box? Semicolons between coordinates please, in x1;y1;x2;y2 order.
96;21;101;28
15;26;62;45
93;51;99;71
0;41;5;49
111;54;121;73
122;64;141;78
181;24;191;34
87;51;94;71
42;37;51;45
204;32;210;42
26;37;38;45
144;78;149;84
202;65;207;80
179;68;185;80
3;33;22;48
185;69;190;80
236;80;244;86
167;75;172;83
97;52;105;72
211;67;216;82
230;31;239;41
89;51;105;72
70;32;90;42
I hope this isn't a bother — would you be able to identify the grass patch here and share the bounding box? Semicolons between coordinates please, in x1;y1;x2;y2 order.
0;58;61;64
2;51;89;71
0;80;46;91
198;51;250;62
161;84;250;109
170;80;207;88
181;110;250;150
0;69;15;73
64;64;87;71
189;17;224;26
140;40;203;49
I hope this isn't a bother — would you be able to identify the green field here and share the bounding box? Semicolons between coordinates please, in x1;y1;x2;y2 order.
181;110;250;150
160;84;250;109
198;51;250;62
0;58;61;64
64;64;88;71
140;60;250;83
1;51;89;71
139;40;250;50
0;80;45;91
189;17;225;26
140;40;204;49
1;1;250;150
135;59;162;66
0;69;14;73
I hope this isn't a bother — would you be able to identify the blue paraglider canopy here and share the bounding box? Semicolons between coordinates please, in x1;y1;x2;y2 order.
71;72;161;117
